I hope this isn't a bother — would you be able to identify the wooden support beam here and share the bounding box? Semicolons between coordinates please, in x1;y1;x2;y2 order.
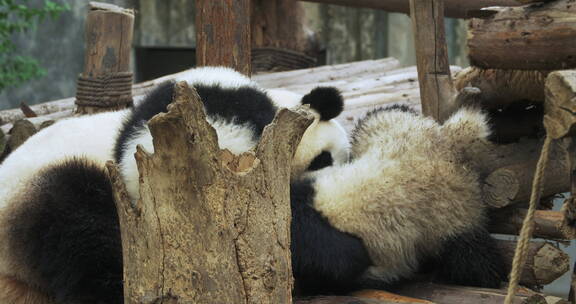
75;2;134;115
489;208;576;240
196;0;252;76
468;0;576;71
300;0;523;19
409;0;457;123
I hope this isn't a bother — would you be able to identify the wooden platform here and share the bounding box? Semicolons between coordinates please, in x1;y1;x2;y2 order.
0;58;461;134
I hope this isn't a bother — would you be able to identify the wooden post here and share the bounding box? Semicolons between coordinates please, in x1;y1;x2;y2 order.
196;0;252;76
409;0;457;123
107;82;312;303
75;2;135;115
251;0;317;72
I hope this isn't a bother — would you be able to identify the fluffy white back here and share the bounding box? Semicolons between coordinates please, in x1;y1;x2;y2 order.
308;107;489;282
0;110;128;210
176;66;258;89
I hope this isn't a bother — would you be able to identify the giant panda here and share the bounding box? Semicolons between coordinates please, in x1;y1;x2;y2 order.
0;67;358;304
297;104;506;288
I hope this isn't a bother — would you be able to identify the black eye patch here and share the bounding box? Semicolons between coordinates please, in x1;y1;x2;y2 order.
306;151;333;171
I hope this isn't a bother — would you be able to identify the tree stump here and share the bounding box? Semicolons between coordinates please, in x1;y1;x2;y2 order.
107;82;314;304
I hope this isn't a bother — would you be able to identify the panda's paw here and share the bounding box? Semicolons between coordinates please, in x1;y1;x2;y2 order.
443;106;491;144
434;228;507;288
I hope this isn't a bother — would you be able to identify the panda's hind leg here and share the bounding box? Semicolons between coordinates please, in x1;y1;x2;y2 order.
0;275;54;304
433;227;507;288
7;158;123;304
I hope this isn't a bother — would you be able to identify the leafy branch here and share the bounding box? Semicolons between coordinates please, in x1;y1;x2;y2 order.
0;0;69;91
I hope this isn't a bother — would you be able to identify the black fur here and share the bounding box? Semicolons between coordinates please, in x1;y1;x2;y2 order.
433;227;507;288
301;87;344;121
114;81;277;163
8;158;122;304
306;151;333;171
290;179;373;296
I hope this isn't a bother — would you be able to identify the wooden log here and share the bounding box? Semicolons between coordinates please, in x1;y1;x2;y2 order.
544;70;576;140
294;295;411;304
392;282;569;304
489;208;576;240
409;0;458;123
352;290;434;303
468;0;576;70
454;67;548;108
75;2;134;114
7;120;37;152
107;82;313;303
482;139;570;208
196;0;251;76
299;0;523;19
0;58;402;126
254;58;401;88
496;239;570;287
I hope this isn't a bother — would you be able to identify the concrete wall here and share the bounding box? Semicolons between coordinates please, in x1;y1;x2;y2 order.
0;0;133;110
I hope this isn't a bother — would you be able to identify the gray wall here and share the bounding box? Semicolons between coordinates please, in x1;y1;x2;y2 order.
0;0;134;110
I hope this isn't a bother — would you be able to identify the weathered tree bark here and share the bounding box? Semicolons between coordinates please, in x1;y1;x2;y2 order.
468;0;576;70
496;240;570;287
454;67;548;108
75;2;134;114
300;0;524;19
489;208;576;240
391;282;569;304
196;0;251;76
107;82;313;304
482;140;570;208
409;0;458;123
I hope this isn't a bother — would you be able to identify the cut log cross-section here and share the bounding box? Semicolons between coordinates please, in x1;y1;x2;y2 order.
107;82;314;303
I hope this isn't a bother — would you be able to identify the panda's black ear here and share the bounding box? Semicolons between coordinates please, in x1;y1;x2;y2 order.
301;87;344;121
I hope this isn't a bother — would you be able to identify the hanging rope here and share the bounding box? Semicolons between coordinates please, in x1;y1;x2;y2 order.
504;135;554;304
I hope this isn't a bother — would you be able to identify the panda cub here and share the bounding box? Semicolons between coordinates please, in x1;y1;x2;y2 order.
0;67;355;304
299;104;506;288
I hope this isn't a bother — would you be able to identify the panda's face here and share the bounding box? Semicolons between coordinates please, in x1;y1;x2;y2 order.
292;116;350;176
267;88;349;177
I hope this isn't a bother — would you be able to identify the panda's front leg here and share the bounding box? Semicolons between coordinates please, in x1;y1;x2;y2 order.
289;179;373;296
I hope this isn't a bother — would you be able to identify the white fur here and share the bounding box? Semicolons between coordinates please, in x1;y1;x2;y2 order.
267;88;351;175
176;66;258;89
0;110;128;210
307;107;490;282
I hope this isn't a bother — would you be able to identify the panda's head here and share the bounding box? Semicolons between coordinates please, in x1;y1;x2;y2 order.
267;87;349;177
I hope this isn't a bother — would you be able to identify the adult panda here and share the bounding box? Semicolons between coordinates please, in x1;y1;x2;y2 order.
0;67;357;304
297;104;507;288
